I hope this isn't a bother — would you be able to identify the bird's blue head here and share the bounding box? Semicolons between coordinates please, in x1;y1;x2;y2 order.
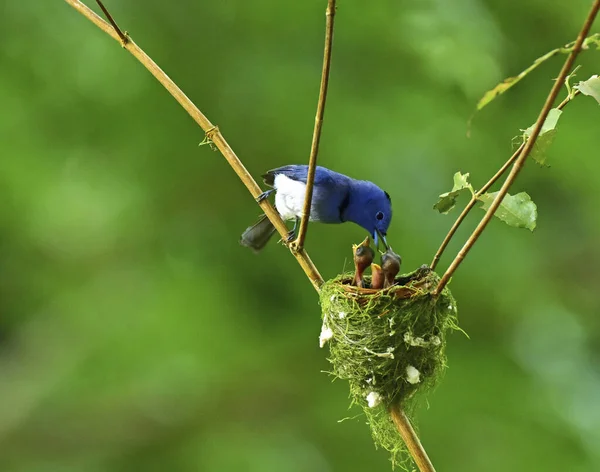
343;180;392;249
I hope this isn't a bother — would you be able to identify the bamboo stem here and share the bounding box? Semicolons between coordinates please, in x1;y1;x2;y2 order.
294;0;337;252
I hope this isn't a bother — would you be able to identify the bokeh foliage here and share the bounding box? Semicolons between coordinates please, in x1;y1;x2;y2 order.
1;1;600;471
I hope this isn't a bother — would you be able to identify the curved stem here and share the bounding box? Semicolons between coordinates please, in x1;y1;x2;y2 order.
430;89;581;271
65;0;325;290
293;0;336;252
434;0;600;296
390;405;436;472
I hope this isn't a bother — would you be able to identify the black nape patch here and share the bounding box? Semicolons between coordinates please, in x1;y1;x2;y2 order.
384;191;391;202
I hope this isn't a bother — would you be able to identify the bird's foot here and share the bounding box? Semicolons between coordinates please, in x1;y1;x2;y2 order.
286;217;303;252
255;189;274;203
287;232;301;253
277;230;297;250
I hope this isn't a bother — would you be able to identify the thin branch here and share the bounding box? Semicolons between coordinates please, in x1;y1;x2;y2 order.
390;405;436;472
434;0;600;297
64;0;324;290
430;144;523;270
95;0;128;45
293;0;337;252
430;90;581;271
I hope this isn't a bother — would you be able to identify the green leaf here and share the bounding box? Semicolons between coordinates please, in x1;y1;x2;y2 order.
474;33;600;112
476;53;554;111
529;129;557;166
433;172;474;214
521;108;563;166
574;75;600;105
477;191;537;231
477;76;524;111
450;172;471;192
522;108;562;138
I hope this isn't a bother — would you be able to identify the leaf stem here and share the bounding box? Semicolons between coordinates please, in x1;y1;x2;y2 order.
433;0;600;297
293;0;336;252
390;405;436;472
64;0;325;290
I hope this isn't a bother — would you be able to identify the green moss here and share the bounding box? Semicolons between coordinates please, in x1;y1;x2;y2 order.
319;267;460;469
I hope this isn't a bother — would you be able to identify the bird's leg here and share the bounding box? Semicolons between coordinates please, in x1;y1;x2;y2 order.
255;189;275;203
286;217;300;242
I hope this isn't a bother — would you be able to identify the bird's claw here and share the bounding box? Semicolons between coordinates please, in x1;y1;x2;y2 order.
256;189;274;203
286;217;300;248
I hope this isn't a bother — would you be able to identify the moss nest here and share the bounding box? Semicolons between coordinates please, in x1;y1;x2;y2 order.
319;265;460;468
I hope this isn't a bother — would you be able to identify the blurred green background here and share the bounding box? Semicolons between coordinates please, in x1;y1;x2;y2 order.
1;1;600;471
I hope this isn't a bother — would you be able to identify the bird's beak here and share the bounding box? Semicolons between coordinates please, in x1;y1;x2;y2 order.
374;229;389;251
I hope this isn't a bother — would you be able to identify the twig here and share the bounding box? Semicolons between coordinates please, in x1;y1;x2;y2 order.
434;0;600;297
430;144;523;270
293;0;336;252
390;405;436;472
64;0;324;290
430;90;581;271
95;0;128;45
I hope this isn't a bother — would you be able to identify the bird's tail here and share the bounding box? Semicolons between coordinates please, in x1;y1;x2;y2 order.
240;214;277;252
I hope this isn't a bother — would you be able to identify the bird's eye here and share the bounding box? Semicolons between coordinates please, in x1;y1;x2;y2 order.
376;211;384;220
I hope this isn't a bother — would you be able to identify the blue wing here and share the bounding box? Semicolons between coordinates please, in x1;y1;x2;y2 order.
262;165;343;188
261;165;352;223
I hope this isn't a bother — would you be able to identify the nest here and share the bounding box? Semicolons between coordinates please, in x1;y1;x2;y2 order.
319;266;460;468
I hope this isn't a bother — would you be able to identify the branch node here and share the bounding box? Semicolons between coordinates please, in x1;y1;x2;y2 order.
120;31;130;48
290;238;302;253
205;125;220;140
95;0;129;46
198;125;220;151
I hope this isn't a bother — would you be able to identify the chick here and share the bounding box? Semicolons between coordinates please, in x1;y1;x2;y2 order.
381;248;401;288
352;236;375;288
370;263;385;289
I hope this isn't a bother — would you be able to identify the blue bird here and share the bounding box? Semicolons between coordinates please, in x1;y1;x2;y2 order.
240;165;392;252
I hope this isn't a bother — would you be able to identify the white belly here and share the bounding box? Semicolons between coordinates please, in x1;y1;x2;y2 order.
274;174;307;221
